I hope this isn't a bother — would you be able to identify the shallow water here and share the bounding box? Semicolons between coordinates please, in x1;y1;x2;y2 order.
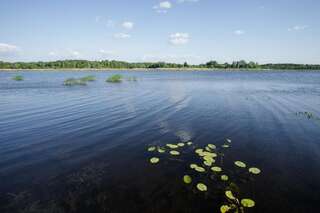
0;70;320;212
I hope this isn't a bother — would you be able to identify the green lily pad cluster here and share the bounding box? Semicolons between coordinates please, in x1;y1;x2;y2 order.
146;138;262;213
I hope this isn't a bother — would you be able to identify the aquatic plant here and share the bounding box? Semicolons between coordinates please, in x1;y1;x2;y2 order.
234;161;246;168
80;75;96;82
63;78;87;86
150;157;159;164
147;146;156;152
196;183;208;192
106;74;122;83
248;167;261;175
183;175;192;184
12;75;24;81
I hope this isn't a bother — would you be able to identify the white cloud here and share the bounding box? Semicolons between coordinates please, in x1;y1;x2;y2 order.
0;43;19;55
177;0;199;3
67;50;81;58
154;1;172;13
169;33;190;45
234;30;245;35
99;49;115;56
288;25;308;31
113;33;131;39
106;19;115;28
122;21;134;30
48;51;56;56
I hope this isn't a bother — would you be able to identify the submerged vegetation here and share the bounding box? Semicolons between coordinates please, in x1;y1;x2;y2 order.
63;75;96;86
106;74;122;83
1;59;320;70
12;75;24;81
147;137;262;213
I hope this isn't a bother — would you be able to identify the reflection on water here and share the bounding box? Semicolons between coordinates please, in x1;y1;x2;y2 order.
0;70;320;213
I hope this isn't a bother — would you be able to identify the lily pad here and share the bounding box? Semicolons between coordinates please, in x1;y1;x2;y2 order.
204;160;213;167
208;144;216;149
234;161;246;168
225;190;236;200
222;144;230;148
150;157;159;164
226;139;232;143
221;175;229;181
166;144;179;149
183;175;192;184
205;146;212;152
190;164;198;169
249;167;261;175
211;166;222;172
203;152;217;158
220;205;231;213
195;166;206;173
196;183;207;191
148;146;156;152
187;141;193;145
195;149;204;154
241;198;255;207
177;143;185;147
157;147;165;153
170;150;180;156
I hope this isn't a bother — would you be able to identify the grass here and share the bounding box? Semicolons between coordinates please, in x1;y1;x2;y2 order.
12;75;24;81
106;74;122;83
63;78;87;86
80;75;96;82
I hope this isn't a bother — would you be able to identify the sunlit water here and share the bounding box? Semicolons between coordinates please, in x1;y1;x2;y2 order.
0;70;320;212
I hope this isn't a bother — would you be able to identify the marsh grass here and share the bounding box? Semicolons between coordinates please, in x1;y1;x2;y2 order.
106;74;122;83
63;78;87;86
12;75;24;81
80;75;96;82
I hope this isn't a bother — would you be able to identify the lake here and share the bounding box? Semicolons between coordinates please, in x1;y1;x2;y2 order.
0;70;320;213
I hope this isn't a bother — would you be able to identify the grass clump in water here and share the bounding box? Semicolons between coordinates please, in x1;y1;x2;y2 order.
106;74;122;83
12;75;24;81
64;78;87;86
80;75;96;82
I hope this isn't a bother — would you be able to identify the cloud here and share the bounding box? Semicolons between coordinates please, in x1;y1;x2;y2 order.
154;1;172;13
122;21;134;30
99;49;115;56
0;43;19;56
95;16;102;23
106;19;115;28
169;33;190;45
234;30;245;35
48;51;56;56
177;0;199;3
288;25;308;31
113;33;131;39
67;49;81;58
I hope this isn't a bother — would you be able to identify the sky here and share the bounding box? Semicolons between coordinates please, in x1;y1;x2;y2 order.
0;0;319;64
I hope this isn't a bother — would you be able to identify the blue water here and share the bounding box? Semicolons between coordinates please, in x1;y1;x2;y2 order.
0;70;320;212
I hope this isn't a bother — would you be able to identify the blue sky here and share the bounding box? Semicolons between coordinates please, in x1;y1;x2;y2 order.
0;0;319;64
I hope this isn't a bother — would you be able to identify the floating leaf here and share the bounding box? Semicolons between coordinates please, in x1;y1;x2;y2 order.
170;150;180;156
241;198;255;207
157;147;165;153
204;160;213;167
234;161;246;168
220;205;231;213
187;141;193;145
183;175;192;184
225;191;236;200
221;175;229;181
211;166;222;172
205;146;212;152
195;149;204;154
196;183;207;191
177;143;185;147
195;166;206;173
190;164;198;169
203;155;214;162
248;167;261;175
150;157;159;164
208;144;216;149
203;152;217;158
148;146;156;152
226;139;232;143
166;144;179;149
222;144;230;148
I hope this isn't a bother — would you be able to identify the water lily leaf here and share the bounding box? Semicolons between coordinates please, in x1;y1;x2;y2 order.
157;147;165;153
221;175;229;181
204;160;213;167
208;144;216;149
220;205;231;213
203;152;217;158
226;139;232;143
190;164;198;169
234;161;246;168
148;146;156;152
183;175;192;184
249;167;261;175
195;166;206;172
166;144;179;149
177;143;185;147
196;183;207;191
211;166;222;172
170;150;180;156
222;144;230;148
225;190;236;200
205;146;212;152
203;155;214;162
241;198;255;207
150;157;159;164
195;149;204;154
187;141;193;145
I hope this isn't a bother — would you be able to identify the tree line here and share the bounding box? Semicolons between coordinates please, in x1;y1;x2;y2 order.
0;60;319;70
